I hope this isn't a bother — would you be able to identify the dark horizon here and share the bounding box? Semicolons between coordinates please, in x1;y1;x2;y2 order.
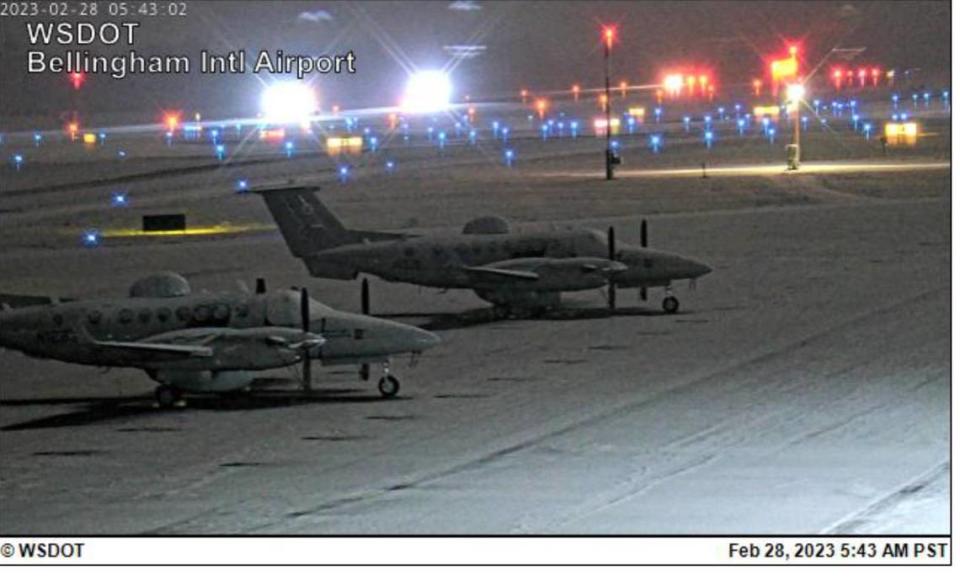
0;0;950;125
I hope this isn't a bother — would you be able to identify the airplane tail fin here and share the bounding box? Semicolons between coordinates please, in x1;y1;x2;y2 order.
253;186;354;257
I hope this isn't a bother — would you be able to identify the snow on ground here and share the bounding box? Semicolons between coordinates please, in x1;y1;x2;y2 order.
0;116;950;534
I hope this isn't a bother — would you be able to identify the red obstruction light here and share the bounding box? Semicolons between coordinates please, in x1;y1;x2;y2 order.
602;25;616;50
69;72;85;90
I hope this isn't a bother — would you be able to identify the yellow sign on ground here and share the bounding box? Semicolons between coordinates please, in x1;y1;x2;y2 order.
753;105;781;117
884;122;918;145
326;136;363;155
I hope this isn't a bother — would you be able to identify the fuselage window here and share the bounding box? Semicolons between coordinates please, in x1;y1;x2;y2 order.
353;329;365;340
213;304;230;321
157;308;171;323
87;310;102;324
118;309;134;324
193;305;210;322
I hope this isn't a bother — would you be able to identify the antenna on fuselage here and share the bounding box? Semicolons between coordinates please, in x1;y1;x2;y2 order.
255;278;267;294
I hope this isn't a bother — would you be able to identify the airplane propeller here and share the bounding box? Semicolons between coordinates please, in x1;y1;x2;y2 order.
300;287;312;391
640;219;648;301
607;226;616;311
360;278;371;381
361;278;371;315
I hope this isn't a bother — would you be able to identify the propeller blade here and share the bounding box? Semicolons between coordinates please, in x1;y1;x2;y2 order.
641;219;648;248
300;288;310;332
302;355;312;391
300;287;312;391
607;227;616;311
361;278;370;315
607;226;615;260
255;277;267;294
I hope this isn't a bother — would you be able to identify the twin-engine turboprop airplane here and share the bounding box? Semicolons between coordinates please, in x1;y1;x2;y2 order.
0;272;440;407
255;186;712;316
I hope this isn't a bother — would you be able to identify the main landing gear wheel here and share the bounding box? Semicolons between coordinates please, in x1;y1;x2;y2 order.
662;296;680;314
155;385;183;409
378;375;400;398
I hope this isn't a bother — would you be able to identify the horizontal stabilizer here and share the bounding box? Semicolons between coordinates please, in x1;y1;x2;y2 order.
0;294;73;308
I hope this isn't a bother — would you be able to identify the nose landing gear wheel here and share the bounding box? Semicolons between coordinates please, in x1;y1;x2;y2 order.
378;375;400;398
155;385;183;409
662;296;680;314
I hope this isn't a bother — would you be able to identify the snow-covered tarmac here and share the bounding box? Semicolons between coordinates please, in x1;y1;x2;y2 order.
0;130;949;534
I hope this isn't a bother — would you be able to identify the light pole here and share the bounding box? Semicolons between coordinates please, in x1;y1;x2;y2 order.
786;83;805;170
602;25;616;180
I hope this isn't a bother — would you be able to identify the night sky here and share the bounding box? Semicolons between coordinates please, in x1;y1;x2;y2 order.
0;0;950;124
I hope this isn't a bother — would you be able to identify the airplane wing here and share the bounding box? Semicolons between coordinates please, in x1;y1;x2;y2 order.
461;265;540;281
74;323;216;358
89;339;213;357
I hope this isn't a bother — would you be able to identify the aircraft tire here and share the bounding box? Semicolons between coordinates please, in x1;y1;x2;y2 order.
378;376;400;398
662;296;680;314
155;385;182;409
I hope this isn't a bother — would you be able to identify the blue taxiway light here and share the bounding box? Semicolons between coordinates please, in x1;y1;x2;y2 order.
111;192;129;207
82;229;101;248
235;179;249;192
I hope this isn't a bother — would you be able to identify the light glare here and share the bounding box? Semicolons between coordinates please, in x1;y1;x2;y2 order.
261;83;318;124
402;71;452;113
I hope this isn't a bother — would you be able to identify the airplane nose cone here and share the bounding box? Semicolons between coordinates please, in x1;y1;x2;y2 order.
413;328;441;350
693;261;712;278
